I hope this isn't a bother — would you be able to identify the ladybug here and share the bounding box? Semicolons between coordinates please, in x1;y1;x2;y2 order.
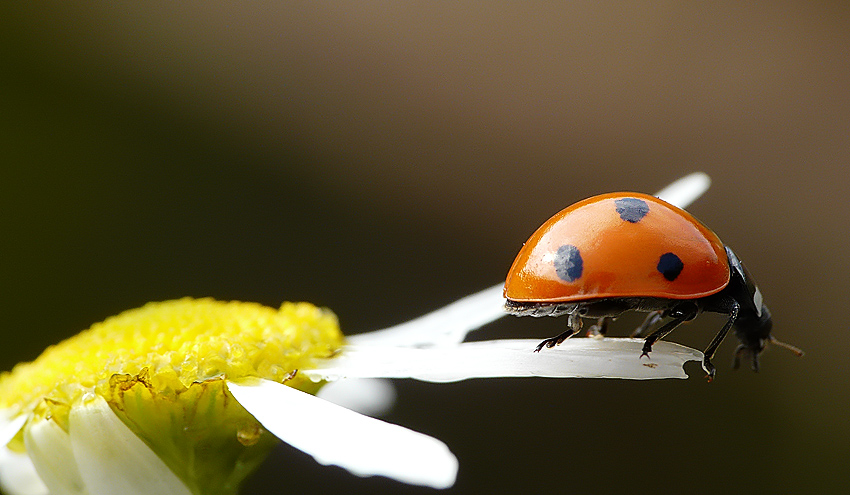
504;192;802;380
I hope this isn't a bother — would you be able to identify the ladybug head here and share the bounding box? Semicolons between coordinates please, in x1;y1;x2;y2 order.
732;304;773;372
732;303;804;372
724;247;803;372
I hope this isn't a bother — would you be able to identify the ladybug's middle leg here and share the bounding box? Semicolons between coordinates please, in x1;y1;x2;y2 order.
586;317;612;338
639;303;699;359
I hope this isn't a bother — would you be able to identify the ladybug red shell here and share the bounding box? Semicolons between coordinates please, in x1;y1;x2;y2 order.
504;193;729;303
504;192;802;380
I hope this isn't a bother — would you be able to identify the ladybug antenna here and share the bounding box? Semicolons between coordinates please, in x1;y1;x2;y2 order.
768;336;805;358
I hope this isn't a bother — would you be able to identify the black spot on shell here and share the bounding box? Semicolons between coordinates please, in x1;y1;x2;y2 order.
615;197;650;223
554;245;583;282
657;252;684;281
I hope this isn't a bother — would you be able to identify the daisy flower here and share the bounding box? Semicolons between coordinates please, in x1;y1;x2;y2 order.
0;173;710;495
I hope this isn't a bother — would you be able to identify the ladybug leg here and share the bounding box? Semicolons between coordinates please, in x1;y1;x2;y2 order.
534;314;582;352
751;353;760;373
639;304;699;359
586;317;611;338
701;301;740;381
732;344;747;370
631;311;663;338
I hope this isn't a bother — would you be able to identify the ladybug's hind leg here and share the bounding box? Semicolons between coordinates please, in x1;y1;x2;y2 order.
631;311;663;338
534;314;582;352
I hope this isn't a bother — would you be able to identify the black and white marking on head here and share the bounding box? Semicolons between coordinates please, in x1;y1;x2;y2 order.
554;244;583;282
657;252;684;281
614;197;650;223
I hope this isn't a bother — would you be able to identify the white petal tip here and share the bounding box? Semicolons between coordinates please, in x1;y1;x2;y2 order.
227;379;457;488
347;283;506;347
0;413;28;449
654;172;712;209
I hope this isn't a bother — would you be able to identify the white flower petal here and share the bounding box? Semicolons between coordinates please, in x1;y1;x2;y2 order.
347;173;712;350
0;447;48;495
0;412;27;449
227;379;458;489
316;378;397;417
654;171;711;209
348;282;506;347
68;395;192;495
24;416;86;495
303;338;702;382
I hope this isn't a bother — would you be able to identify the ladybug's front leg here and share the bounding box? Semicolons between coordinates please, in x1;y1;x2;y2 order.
701;300;739;381
534;313;582;352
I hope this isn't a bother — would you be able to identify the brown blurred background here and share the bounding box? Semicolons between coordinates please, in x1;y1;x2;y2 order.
1;3;848;494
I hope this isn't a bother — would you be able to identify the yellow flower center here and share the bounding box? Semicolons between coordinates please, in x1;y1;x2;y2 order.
0;298;343;413
0;298;344;495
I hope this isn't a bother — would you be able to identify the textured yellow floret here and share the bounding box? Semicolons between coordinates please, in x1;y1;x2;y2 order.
0;298;342;413
0;298;344;495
